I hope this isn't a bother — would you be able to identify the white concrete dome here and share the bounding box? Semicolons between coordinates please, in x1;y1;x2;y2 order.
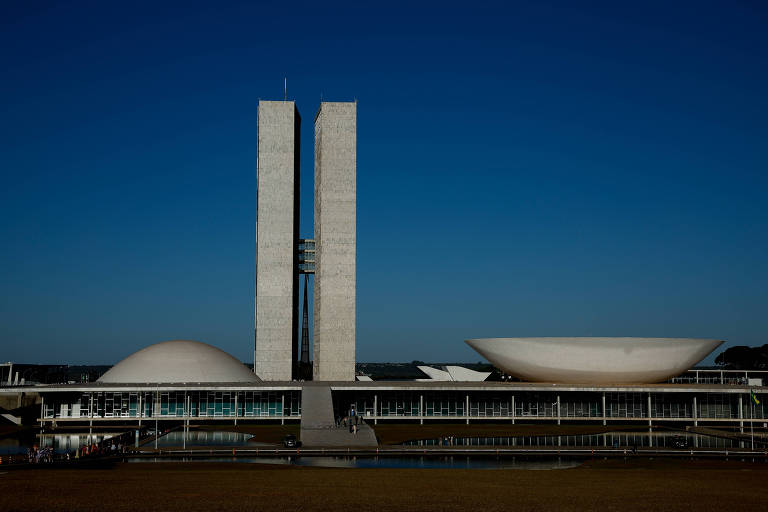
98;340;260;383
465;337;724;384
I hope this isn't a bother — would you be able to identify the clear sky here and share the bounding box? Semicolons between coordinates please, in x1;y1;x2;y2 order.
1;1;766;365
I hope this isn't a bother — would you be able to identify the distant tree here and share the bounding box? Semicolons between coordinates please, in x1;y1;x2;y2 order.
715;344;768;370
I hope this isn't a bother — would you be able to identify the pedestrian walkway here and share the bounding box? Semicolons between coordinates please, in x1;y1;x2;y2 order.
300;384;335;428
300;384;377;448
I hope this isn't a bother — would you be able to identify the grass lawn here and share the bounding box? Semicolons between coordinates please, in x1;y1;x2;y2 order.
0;458;765;511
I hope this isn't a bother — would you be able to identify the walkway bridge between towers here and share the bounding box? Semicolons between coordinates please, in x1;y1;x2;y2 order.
300;384;377;447
298;239;315;274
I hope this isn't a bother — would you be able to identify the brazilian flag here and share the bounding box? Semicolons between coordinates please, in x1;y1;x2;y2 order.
751;390;760;406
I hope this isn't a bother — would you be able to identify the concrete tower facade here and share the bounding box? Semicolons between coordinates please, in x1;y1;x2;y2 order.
254;100;301;381
313;102;357;381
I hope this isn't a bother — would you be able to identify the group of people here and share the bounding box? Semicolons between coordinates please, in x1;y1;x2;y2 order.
74;439;128;458
17;430;138;466
337;410;364;434
23;439;124;464
27;445;54;464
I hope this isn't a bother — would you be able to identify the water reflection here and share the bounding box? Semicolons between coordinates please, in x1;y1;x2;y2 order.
402;432;740;449
293;455;582;469
2;430;746;459
0;430;258;455
0;433;117;455
126;455;583;470
154;430;256;447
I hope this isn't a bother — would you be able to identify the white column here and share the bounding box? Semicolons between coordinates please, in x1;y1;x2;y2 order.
234;392;239;426
693;396;698;427
138;393;143;427
647;393;652;428
88;393;94;442
281;393;285;425
374;394;378;425
40;395;45;431
183;392;187;450
511;395;515;425
419;394;423;425
750;396;755;451
647;393;653;447
556;395;561;425
154;391;159;449
602;392;606;426
739;394;744;433
465;394;470;425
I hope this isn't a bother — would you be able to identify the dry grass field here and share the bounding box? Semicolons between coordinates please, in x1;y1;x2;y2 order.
1;458;765;512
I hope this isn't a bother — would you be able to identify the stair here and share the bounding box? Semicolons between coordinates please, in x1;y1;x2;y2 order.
300;384;377;448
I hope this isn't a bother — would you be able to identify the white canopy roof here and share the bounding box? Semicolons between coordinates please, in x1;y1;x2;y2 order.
417;365;491;382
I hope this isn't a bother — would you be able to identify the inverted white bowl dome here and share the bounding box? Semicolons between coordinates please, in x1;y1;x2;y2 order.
98;340;260;383
465;337;723;384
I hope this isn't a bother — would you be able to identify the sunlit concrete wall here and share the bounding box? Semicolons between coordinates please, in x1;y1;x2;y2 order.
313;102;356;381
255;101;301;381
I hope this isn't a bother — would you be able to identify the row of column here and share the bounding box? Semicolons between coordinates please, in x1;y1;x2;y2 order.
41;391;290;424
367;392;760;426
40;391;762;427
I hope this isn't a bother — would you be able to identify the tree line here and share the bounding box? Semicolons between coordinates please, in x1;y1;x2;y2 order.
715;344;768;370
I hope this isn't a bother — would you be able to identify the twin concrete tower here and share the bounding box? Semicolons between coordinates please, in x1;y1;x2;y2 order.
254;100;356;382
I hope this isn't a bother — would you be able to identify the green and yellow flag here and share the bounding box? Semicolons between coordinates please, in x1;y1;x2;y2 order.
751;390;760;406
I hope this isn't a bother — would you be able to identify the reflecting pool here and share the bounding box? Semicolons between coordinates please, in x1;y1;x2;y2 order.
0;430;261;454
1;433;118;455
402;431;741;449
127;455;584;469
153;430;260;447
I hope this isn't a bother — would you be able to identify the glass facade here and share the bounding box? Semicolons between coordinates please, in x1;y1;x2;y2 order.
42;391;300;419
425;392;466;417
330;390;765;422
40;388;766;424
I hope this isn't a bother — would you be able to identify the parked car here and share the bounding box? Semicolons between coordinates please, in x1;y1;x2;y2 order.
283;434;299;448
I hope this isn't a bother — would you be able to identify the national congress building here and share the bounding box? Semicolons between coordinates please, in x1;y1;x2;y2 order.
7;93;765;446
255;100;357;382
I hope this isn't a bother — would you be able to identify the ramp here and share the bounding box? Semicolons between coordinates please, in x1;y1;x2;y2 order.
1;412;22;425
300;384;335;428
300;384;377;448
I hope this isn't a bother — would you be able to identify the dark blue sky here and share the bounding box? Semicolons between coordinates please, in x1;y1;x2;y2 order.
1;1;766;365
